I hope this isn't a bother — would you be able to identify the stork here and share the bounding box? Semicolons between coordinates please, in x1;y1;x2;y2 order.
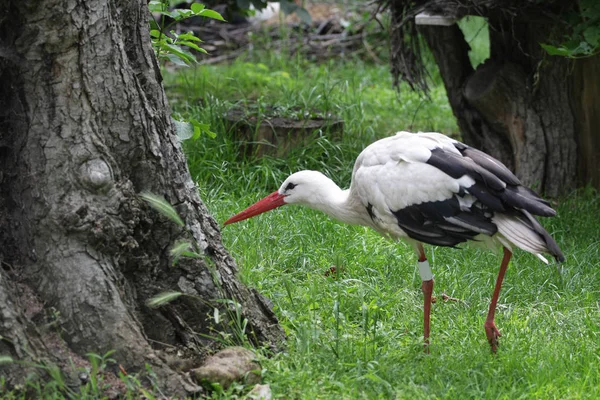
224;131;564;351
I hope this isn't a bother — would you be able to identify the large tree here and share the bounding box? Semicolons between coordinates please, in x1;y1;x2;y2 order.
386;0;600;196
0;0;283;395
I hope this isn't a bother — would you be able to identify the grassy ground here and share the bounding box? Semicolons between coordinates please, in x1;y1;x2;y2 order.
165;44;600;399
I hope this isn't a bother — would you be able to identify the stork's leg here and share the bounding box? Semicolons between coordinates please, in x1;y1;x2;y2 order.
485;247;512;352
417;244;434;351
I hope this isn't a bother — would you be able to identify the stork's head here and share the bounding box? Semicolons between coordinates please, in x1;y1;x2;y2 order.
223;170;334;225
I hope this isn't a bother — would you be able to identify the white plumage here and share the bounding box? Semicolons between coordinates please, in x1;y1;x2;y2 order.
225;131;564;351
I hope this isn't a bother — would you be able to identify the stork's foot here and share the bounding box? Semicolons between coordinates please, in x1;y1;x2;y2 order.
484;320;502;352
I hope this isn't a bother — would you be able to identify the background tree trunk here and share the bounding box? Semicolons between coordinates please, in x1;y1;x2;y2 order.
418;14;595;196
0;0;283;394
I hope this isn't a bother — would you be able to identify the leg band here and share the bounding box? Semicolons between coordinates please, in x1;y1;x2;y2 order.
418;260;433;281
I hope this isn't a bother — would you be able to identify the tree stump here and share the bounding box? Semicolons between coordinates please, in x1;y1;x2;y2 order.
225;106;344;158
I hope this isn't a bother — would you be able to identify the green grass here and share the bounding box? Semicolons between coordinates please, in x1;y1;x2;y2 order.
164;46;600;399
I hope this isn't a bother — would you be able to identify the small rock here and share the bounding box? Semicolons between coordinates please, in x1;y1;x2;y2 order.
191;347;261;389
247;384;272;400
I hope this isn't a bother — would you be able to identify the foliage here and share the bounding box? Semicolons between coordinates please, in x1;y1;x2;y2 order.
172;115;216;140
148;0;225;66
147;1;221;139
541;0;600;58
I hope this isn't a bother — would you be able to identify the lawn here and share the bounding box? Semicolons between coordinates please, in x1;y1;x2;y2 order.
165;40;600;399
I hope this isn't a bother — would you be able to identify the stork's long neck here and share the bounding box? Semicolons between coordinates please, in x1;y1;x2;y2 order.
304;184;369;227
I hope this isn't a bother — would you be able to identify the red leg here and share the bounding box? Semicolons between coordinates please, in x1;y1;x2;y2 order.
417;244;434;352
485;247;512;352
422;278;434;351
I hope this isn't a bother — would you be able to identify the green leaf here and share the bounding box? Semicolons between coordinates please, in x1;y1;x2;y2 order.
149;19;160;31
583;26;600;48
156;41;197;65
147;291;183;308
279;0;311;24
190;3;205;13
173;119;194;140
179;41;208;54
176;9;195;20
540;43;573;57
165;53;190;67
294;7;312;25
198;9;226;22
279;0;297;15
140;193;185;227
157;9;188;21
149;29;161;38
177;32;202;42
148;1;167;13
163;42;196;64
190;118;216;138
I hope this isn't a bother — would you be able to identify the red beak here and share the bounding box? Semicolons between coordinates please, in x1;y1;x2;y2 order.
224;191;286;226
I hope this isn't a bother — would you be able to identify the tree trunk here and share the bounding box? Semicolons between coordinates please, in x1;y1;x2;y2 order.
0;0;283;395
418;14;594;196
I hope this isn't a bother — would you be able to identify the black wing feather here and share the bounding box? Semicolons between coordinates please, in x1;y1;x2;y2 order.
392;197;497;247
400;139;563;259
453;142;520;186
427;148;506;191
429;142;558;218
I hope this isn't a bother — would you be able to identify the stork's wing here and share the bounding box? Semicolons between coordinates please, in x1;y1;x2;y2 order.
350;132;556;248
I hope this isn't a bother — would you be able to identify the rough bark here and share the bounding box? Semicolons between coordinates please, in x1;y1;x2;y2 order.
0;0;283;395
419;15;586;196
572;54;600;190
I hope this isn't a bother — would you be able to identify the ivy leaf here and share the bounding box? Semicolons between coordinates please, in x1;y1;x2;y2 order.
583;26;600;47
540;43;574;57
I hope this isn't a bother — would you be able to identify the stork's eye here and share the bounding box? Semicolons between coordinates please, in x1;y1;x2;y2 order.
284;182;297;192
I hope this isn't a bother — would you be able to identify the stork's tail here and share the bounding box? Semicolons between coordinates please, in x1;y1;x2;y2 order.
493;210;564;263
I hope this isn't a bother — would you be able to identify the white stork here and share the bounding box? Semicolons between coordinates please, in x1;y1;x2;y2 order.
224;131;564;352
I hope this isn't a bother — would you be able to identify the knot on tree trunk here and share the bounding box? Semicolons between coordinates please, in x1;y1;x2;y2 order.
79;159;114;193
